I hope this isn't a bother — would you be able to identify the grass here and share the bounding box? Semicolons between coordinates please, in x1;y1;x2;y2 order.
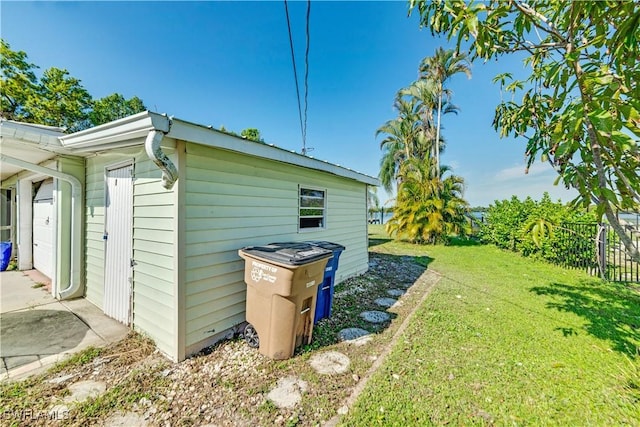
47;347;103;376
341;225;640;426
0;333;161;426
3;226;638;425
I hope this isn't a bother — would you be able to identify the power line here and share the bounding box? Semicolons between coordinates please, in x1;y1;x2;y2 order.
302;0;310;155
284;0;304;153
284;0;311;155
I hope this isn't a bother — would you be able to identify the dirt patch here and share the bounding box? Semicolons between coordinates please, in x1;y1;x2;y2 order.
0;253;441;426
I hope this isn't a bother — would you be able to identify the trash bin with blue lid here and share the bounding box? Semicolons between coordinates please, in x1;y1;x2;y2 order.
238;242;332;360
303;241;345;323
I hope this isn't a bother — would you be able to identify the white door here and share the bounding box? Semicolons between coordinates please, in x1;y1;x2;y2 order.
103;165;133;325
33;179;54;279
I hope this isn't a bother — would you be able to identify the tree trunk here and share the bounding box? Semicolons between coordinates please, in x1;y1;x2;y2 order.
587;127;640;264
572;59;640;264
435;86;442;179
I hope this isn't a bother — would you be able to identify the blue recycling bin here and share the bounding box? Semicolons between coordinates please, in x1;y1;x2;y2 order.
304;241;345;324
0;241;12;271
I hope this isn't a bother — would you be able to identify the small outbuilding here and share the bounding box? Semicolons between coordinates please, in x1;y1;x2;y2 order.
0;112;379;361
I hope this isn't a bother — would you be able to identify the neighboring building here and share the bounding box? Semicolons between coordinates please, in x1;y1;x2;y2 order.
0;112;379;361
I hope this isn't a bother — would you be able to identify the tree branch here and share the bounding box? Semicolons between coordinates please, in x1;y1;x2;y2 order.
571;52;640;263
514;1;568;43
599;147;640;205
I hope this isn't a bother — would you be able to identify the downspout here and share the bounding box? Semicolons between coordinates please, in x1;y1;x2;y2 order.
145;122;178;190
0;154;83;299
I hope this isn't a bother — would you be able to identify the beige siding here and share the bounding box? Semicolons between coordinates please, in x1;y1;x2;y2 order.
184;143;368;349
84;145;177;358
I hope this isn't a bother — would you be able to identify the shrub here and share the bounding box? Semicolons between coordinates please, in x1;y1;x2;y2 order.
480;193;598;262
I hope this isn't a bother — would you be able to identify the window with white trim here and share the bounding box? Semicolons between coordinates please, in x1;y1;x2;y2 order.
299;187;326;230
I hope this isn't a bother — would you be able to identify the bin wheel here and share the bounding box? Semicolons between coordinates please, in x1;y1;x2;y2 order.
244;323;259;348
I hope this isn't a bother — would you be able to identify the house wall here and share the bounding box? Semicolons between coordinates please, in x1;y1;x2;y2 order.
84;142;179;358
183;142;369;353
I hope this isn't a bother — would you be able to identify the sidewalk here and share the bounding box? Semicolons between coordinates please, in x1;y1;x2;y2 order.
0;270;129;380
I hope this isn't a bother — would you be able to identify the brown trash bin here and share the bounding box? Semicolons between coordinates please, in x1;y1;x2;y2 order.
238;243;332;360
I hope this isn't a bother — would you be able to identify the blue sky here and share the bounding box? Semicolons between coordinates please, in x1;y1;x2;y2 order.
2;1;578;207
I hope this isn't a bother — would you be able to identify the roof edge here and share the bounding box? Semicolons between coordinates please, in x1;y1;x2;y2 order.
56;111;380;186
58;111;170;151
166;117;380;186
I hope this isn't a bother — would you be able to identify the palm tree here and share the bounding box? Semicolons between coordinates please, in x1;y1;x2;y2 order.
377;95;422;193
378;119;410;193
419;48;471;177
402;79;460;163
399;79;438;161
385;158;470;244
367;185;380;222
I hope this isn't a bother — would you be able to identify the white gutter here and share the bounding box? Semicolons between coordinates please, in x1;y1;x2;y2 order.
145;126;178;190
59;112;178;190
0;154;83;300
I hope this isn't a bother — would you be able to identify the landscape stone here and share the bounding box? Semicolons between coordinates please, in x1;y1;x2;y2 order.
47;373;76;384
103;411;148;427
337;327;371;342
360;311;390;323
374;297;397;308
65;380;106;403
266;376;308;409
345;335;373;346
387;289;406;297
309;351;351;375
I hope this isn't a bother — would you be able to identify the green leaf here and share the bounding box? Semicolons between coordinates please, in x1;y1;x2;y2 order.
492;72;513;85
600;187;619;204
588;109;614;134
465;14;479;37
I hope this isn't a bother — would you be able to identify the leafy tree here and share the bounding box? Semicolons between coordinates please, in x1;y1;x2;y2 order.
386;158;470;244
418;47;471;177
25;67;92;132
88;93;146;127
1;39;38;121
409;0;640;262
1;39;146;132
240;128;263;142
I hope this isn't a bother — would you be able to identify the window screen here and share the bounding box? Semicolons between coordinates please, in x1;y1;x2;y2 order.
299;187;326;230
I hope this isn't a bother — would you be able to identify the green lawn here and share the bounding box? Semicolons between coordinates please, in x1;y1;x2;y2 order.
341;226;640;425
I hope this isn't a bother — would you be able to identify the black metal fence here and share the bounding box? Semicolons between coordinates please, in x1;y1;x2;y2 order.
556;222;639;283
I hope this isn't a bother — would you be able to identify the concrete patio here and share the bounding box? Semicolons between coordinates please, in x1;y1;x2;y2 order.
0;270;129;380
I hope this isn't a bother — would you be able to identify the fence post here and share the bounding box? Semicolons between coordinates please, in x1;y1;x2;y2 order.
596;223;607;279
